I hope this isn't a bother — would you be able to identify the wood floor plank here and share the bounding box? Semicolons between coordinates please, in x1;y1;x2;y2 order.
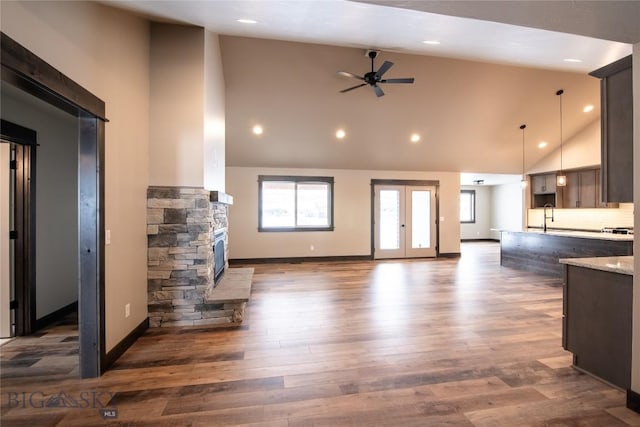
2;242;640;425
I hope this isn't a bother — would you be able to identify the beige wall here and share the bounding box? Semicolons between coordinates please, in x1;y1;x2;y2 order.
226;166;461;259
0;1;150;351
149;24;205;187
149;25;226;191
221;36;599;175
528;119;600;174
204;31;226;191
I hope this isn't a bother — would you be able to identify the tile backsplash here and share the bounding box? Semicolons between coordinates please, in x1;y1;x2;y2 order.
527;203;634;231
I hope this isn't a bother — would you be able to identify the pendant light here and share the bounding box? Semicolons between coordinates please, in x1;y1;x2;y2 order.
520;124;527;188
556;89;567;187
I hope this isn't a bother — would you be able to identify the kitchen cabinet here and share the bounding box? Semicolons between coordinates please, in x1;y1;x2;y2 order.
532;173;556;194
589;55;633;203
561;169;597;208
561;258;633;389
531;173;557;208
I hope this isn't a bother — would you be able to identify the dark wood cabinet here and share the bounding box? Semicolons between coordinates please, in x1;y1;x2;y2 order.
561;169;597;208
563;264;632;389
590;55;633;203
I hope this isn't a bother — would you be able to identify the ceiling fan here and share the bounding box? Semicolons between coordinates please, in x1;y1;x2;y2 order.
338;50;415;97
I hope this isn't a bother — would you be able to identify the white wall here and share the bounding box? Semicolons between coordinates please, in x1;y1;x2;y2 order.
490;182;524;240
1;1;150;351
460;185;492;240
1;85;79;319
226;166;461;258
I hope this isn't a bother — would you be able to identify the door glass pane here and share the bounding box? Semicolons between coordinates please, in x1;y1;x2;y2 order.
261;181;295;227
379;190;400;250
297;183;329;226
411;190;430;249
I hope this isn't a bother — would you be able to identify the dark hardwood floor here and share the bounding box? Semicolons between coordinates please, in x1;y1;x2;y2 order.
2;242;639;426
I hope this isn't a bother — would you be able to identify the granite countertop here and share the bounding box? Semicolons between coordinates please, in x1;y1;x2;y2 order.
559;256;634;275
499;229;634;242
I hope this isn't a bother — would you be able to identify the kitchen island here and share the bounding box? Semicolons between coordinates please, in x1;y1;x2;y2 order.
560;256;633;389
500;229;633;277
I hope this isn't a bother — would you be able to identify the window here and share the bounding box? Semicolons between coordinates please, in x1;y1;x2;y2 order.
460;190;476;223
258;175;334;231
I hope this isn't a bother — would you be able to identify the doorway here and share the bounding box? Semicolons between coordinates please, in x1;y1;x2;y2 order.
1;127;36;337
1;32;106;377
373;181;438;259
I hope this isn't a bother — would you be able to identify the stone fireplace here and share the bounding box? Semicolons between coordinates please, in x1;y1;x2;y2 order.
146;186;233;327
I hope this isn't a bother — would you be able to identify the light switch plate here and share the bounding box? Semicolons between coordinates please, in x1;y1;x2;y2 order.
105;230;111;245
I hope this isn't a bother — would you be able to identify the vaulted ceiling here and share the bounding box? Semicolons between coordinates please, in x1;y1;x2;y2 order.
108;0;637;174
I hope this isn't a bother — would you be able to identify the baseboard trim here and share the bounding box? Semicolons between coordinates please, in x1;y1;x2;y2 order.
439;252;462;258
230;255;373;265
103;317;149;371
627;389;640;413
35;301;78;331
461;238;500;242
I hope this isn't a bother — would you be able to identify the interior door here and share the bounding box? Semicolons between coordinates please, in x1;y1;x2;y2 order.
0;142;11;337
374;185;436;259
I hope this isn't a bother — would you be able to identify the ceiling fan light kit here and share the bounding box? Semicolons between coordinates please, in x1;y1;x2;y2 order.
338;50;415;97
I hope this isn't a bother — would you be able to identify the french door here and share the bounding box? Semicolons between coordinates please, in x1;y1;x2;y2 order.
374;185;437;259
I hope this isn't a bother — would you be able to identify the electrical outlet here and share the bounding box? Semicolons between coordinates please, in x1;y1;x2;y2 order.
310;245;314;251
125;303;130;318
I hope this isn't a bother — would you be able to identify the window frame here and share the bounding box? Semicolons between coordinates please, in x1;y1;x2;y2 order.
258;175;335;232
460;189;476;224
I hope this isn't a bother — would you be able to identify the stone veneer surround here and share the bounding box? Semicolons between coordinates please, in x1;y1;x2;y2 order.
146;186;231;327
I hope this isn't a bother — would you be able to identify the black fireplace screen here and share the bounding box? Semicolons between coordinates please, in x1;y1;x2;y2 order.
213;233;225;285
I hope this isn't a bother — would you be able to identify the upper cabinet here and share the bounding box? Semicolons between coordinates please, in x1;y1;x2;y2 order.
532;173;556;195
531;173;557;208
589;55;634;203
560;169;597;208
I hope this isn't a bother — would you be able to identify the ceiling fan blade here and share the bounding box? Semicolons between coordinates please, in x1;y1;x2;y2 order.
376;61;394;77
373;84;385;97
380;78;415;84
340;83;367;93
337;71;364;80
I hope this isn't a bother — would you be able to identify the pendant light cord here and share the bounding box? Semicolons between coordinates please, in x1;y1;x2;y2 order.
557;89;564;172
520;124;526;176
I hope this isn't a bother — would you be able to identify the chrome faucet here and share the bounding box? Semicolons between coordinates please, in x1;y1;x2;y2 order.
543;203;554;232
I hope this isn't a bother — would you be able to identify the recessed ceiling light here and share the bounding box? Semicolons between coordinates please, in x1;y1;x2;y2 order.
583;104;594;113
410;133;421;143
335;129;346;139
252;125;263;135
237;18;257;24
538;141;548;149
422;40;440;45
563;58;582;63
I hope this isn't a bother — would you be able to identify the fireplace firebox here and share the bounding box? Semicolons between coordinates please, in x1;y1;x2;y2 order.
213;230;225;286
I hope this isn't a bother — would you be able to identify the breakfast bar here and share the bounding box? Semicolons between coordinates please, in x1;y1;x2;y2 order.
500;229;633;277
